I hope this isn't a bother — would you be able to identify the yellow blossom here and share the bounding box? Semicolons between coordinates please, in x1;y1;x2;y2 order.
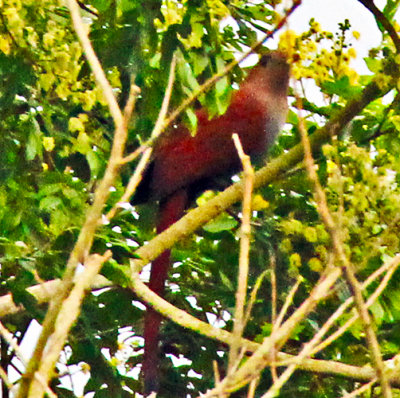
348;47;357;58
43;137;55;152
309;258;322;272
289;253;302;269
279;30;298;57
251;194;269;211
0;36;10;54
207;0;230;18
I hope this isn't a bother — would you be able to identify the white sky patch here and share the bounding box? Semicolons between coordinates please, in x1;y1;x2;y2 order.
101;214;110;225
172;261;183;268
186;295;202;310
126;238;139;248
58;361;91;396
132;300;146;311
188;369;202;379
206;312;226;328
222;310;232;322
131;209;140;219
216;350;225;358
8;320;41;383
167;353;192;367
117;201;133;210
140;263;151;282
168;282;180;292
74;262;85;276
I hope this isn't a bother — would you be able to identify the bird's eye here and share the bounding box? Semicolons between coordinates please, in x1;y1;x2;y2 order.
259;54;272;67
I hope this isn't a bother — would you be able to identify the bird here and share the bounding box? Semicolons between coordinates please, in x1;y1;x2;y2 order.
137;51;290;395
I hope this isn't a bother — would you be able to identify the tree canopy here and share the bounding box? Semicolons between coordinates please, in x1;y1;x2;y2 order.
2;0;400;397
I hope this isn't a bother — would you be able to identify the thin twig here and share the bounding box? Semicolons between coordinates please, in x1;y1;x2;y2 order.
213;361;226;398
340;379;376;398
311;253;400;356
358;0;400;53
296;94;392;398
77;0;99;17
270;254;277;329
25;252;111;397
121;54;177;165
243;270;269;326
0;322;57;398
197;267;342;397
269;254;278;382
106;55;177;220
274;277;303;329
123;82;141;122
66;0;124;127
247;378;258;398
228;134;255;372
0;364;12;391
18;1;137;394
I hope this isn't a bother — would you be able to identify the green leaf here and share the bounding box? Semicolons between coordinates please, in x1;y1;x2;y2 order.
184;106;198;135
39;196;63;211
192;53;209;76
91;0;110;13
101;260;131;287
86;149;102;178
321;76;361;99
219;269;234;290
177;52;200;93
26;120;43;161
383;0;400;20
203;213;238;233
364;57;381;73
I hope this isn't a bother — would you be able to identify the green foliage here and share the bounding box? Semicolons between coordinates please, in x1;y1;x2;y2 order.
2;0;400;397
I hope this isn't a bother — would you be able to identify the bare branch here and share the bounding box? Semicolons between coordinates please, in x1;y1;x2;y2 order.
228;134;255;372
17;1;140;394
340;379;376;398
106;55;177;220
296;94;392;397
358;0;400;53
24;252;111;397
66;0;124;127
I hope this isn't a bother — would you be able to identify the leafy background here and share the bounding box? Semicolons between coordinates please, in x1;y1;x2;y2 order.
1;0;400;397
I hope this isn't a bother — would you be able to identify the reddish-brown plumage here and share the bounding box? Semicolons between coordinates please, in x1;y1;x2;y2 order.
142;189;187;395
141;52;290;394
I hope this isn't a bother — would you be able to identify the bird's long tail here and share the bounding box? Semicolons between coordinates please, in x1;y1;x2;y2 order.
142;189;188;395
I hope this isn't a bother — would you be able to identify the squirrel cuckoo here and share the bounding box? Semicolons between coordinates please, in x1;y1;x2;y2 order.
138;51;290;394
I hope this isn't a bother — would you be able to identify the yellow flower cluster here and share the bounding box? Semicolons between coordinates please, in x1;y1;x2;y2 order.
279;23;360;87
154;0;185;30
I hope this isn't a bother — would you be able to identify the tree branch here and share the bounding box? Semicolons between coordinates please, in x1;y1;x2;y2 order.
358;0;400;53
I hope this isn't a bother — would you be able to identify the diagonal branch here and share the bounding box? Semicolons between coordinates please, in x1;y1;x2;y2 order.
228;134;255;372
358;0;400;53
16;0;139;396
